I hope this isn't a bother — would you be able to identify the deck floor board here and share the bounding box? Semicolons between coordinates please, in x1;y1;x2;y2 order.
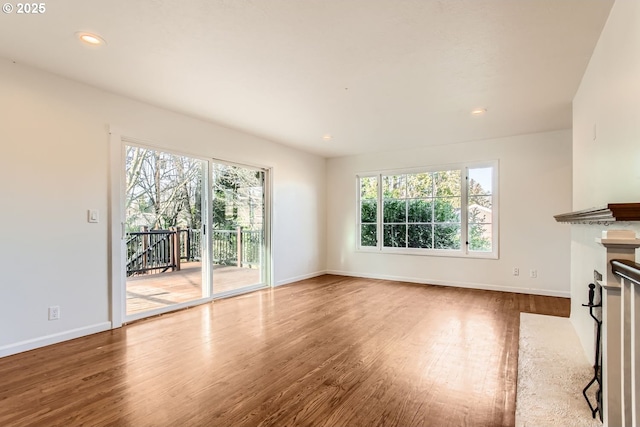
127;262;261;314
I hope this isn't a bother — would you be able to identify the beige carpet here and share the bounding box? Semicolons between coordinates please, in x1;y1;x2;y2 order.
516;313;602;427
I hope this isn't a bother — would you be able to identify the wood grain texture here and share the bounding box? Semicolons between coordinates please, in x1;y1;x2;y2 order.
0;275;570;427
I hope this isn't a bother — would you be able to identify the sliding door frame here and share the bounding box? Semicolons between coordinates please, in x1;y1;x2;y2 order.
109;128;214;325
210;157;272;298
109;127;273;328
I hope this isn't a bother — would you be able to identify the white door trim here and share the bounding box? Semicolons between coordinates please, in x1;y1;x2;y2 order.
108;126;126;328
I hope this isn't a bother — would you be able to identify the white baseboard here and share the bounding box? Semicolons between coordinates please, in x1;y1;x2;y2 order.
325;270;570;298
275;270;327;287
0;322;112;358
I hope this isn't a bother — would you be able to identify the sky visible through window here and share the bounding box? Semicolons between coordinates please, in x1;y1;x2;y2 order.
469;167;492;192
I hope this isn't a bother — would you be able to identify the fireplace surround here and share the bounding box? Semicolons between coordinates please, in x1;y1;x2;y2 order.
555;204;640;426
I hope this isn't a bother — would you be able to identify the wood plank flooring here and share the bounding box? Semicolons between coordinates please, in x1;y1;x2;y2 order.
0;275;570;427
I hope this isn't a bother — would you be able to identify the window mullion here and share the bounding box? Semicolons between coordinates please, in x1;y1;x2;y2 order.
404;175;408;249
461;168;469;254
377;174;382;250
431;173;435;249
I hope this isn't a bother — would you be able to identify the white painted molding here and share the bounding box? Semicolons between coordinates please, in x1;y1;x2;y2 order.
325;270;570;298
108;127;125;329
0;322;112;358
274;271;327;287
597;237;640;290
596;237;640;249
596;233;640;427
601;230;637;240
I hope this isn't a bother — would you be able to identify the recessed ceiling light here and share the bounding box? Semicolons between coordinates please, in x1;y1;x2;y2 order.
76;32;106;46
471;108;487;116
322;134;333;141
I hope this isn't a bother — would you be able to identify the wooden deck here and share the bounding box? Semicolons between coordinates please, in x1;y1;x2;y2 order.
126;262;261;315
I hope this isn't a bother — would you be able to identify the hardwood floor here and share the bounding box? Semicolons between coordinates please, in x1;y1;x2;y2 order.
0;275;570;427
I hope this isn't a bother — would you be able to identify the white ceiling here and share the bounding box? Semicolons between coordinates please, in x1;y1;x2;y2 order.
0;0;613;158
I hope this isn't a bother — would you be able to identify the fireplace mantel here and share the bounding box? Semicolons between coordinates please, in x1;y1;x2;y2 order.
554;203;640;224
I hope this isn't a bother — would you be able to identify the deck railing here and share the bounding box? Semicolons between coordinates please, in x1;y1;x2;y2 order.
211;229;261;268
126;229;180;276
179;228;202;262
126;227;260;276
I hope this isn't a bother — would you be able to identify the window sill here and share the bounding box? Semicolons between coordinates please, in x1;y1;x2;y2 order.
356;247;498;260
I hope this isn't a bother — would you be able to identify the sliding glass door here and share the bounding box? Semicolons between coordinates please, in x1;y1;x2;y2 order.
124;145;209;318
116;139;269;322
211;162;267;297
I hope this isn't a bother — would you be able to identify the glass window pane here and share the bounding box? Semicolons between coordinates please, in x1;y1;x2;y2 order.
468;196;492;223
358;164;496;255
126;145;210;316
408;224;433;248
360;176;378;199
434;198;461;222
434;170;461;197
407;199;433;223
468;167;492;196
361;224;377;247
407;173;433;198
383;199;406;223
383;224;407;247
468;195;492;209
469;223;492;252
434;224;461;249
361;199;377;223
382;175;406;198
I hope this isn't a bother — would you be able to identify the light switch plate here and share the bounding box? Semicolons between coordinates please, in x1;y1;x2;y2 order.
88;209;99;223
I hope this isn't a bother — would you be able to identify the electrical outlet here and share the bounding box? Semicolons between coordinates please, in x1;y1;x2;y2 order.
513;267;519;276
48;306;60;321
530;269;537;279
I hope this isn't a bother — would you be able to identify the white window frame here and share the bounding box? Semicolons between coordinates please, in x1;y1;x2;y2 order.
356;161;499;259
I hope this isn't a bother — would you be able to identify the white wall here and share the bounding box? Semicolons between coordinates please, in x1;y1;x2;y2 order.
0;59;326;356
570;0;640;362
326;130;572;296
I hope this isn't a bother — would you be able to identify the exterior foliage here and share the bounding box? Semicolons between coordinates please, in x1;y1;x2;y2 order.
125;146;264;233
212;163;264;231
126;146;203;232
359;167;493;252
125;147;265;268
